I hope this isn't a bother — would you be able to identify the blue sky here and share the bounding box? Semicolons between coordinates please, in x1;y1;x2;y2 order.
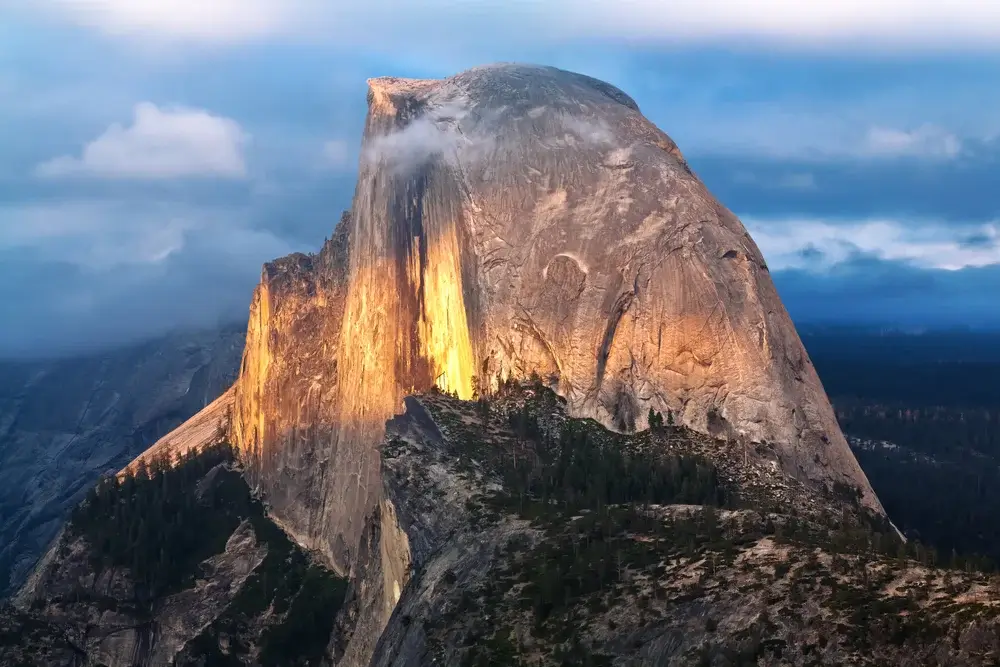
2;1;1000;357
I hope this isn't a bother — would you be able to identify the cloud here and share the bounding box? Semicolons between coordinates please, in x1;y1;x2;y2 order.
362;100;625;176
694;150;1000;225
745;218;1000;272
30;0;297;44
0;199;299;358
863;124;961;159
960;231;997;249
559;115;616;145
773;259;1000;329
552;1;1000;51
0;201;261;270
19;0;1000;52
35;103;248;180
676;110;968;162
363;101;497;174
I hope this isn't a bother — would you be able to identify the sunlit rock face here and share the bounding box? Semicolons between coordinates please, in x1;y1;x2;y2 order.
229;218;359;570
228;63;884;574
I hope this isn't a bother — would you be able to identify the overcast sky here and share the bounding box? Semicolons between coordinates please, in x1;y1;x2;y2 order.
2;1;1000;358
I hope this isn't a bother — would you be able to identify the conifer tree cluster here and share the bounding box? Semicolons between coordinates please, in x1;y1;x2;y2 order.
70;442;244;602
646;408;674;431
492;394;727;515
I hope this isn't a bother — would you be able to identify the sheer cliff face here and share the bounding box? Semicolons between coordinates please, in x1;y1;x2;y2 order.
230;217;359;568
229;63;882;573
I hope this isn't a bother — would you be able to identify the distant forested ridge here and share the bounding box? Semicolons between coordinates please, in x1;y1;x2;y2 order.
803;329;1000;571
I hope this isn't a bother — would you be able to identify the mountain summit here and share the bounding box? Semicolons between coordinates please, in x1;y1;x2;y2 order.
224;63;883;575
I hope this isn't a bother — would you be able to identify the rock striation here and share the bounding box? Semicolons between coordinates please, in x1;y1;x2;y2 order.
228;215;361;571
225;63;884;578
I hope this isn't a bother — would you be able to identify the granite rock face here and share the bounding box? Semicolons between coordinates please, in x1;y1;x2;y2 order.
229;216;361;572
225;63;883;580
0;328;244;597
360;64;880;510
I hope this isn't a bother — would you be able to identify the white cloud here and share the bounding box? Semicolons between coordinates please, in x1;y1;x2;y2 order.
745;218;1000;272
35;102;248;180
361;100;617;175
555;1;1000;51
0;200;291;271
21;0;1000;51
33;0;297;44
560;115;616;145
363;101;496;174
671;104;968;162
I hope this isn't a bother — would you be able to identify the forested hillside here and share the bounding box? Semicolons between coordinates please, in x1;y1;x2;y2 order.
2;442;347;667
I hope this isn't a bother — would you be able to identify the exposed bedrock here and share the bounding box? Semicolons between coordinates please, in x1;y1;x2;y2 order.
224;63;884;575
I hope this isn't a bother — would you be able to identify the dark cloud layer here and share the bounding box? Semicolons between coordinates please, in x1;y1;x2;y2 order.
775;258;1000;329
0;211;293;359
0;183;353;360
692;152;1000;224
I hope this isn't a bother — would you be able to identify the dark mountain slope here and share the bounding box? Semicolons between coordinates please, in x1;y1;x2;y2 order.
0;327;244;597
4;442;346;667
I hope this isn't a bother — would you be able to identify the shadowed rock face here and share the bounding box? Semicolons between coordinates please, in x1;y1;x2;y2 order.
227;63;884;575
0;328;243;597
8;452;349;667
